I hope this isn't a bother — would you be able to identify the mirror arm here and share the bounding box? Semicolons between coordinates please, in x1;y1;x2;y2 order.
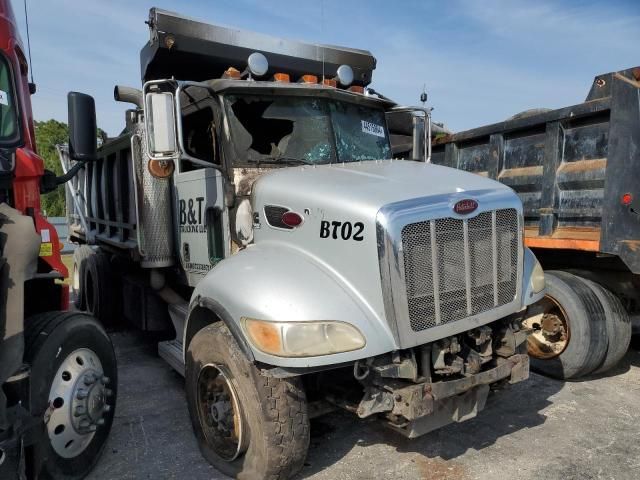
55;159;88;185
41;160;89;193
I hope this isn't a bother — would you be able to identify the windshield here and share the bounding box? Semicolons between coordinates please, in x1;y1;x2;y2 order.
224;95;390;165
0;54;19;147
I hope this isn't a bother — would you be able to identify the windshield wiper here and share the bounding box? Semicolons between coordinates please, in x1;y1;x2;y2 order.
248;156;313;166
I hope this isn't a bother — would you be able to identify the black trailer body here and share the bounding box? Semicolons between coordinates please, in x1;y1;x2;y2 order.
431;67;640;275
427;67;640;379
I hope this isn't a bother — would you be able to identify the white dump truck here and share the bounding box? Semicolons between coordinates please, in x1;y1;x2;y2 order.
62;8;545;479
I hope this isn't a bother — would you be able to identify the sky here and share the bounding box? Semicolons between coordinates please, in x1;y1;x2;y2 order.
12;0;640;137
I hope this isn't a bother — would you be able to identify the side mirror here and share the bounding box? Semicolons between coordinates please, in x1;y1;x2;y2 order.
67;92;97;161
144;90;178;160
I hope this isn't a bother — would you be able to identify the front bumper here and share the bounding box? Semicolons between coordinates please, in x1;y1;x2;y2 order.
358;353;529;438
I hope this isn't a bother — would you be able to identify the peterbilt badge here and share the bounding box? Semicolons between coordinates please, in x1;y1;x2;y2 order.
453;199;478;214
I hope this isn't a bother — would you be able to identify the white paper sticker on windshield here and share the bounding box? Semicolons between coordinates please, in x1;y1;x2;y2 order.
361;120;385;138
0;90;8;106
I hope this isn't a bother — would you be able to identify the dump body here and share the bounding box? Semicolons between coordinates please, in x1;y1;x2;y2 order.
430;67;640;274
142;8;376;84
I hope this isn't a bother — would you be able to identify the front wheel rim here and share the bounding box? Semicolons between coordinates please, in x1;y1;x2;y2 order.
45;348;113;458
524;295;571;360
196;364;248;462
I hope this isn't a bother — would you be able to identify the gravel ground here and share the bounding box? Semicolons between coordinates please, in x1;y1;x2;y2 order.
87;332;640;480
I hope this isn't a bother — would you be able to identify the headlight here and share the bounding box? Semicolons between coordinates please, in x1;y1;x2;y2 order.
242;318;366;357
531;260;545;294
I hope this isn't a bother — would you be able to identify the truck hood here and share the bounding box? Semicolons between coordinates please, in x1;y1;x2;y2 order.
252;159;514;218
246;159;522;357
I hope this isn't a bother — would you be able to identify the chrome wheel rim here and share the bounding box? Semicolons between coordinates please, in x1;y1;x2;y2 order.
524;295;570;360
196;364;247;462
45;348;113;458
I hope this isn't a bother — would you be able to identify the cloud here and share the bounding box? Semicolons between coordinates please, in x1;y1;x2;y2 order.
369;0;639;130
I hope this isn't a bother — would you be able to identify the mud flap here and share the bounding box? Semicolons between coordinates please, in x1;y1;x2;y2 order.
390;384;490;439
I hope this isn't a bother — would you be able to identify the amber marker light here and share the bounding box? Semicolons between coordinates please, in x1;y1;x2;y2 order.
222;67;241;79
299;74;318;84
273;72;290;83
148;159;174;178
244;318;282;355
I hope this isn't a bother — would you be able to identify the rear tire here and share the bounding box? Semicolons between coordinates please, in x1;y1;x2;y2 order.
72;246;94;310
524;271;607;379
578;278;631;374
186;323;309;480
83;251;121;329
25;311;117;480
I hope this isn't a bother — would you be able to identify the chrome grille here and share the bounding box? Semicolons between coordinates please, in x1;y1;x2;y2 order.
401;209;519;332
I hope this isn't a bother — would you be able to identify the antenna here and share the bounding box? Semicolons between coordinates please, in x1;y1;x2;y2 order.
23;0;35;85
420;83;427;107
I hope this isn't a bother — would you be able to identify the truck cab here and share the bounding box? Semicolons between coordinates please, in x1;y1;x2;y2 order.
65;8;545;480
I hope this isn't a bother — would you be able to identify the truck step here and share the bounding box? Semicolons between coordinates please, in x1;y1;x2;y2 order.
168;302;188;335
158;339;185;377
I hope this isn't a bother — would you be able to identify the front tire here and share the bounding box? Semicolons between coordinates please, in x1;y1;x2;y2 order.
186;323;309;480
25;311;117;480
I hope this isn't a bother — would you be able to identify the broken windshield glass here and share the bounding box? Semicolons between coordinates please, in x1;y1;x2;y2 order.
224;94;390;165
225;95;334;164
330;101;390;162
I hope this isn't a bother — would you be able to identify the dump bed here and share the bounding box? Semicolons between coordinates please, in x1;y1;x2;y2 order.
430;67;640;274
141;8;376;85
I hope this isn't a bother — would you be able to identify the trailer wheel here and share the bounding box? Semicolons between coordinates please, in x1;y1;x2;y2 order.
523;271;607;379
25;311;117;480
578;278;631;374
186;323;310;480
72;246;94;310
83;252;120;329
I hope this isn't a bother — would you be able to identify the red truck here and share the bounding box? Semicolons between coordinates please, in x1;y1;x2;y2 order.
0;1;116;478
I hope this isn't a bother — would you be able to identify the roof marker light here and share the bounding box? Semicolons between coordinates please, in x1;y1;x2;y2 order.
322;78;337;88
348;85;364;94
222;67;241;79
299;74;318;84
273;72;290;83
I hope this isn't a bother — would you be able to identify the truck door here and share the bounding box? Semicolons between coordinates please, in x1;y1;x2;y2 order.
173;86;229;286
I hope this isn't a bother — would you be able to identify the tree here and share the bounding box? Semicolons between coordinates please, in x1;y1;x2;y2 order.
34;120;107;217
35;119;68;217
